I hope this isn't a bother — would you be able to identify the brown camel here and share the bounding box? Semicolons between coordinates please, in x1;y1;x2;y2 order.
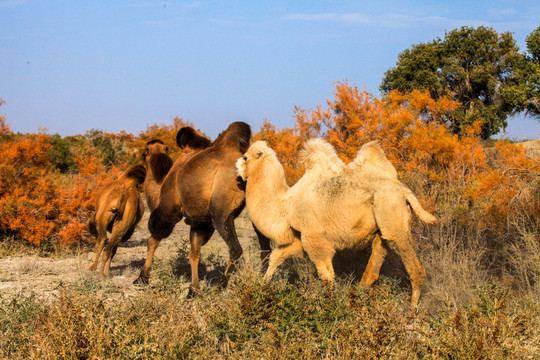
142;139;173;211
88;164;146;280
134;122;271;296
237;139;437;307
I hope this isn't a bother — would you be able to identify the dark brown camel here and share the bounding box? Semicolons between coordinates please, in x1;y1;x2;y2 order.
88;164;146;280
134;122;271;295
142;139;173;211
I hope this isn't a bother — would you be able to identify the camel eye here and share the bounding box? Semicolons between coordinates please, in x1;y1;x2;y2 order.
243;156;247;161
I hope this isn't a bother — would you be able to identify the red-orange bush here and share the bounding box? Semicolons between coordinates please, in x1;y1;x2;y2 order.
0;111;123;246
135;117;194;161
255;81;538;235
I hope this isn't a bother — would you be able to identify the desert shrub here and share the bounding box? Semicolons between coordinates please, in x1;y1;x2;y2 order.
0;116;127;246
47;134;80;173
254;81;539;302
135;117;194;161
0;265;537;359
84;129;133;169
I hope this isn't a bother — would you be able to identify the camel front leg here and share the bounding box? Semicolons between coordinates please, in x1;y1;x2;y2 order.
264;240;304;280
134;236;161;284
252;224;272;273
213;214;243;289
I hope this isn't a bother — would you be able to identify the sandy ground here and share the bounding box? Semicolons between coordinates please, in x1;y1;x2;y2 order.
0;209;263;301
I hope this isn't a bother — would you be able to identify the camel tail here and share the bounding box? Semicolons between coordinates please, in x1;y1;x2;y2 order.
406;192;438;224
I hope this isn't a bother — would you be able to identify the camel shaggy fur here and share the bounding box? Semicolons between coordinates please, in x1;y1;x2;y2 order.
236;139;437;307
135;122;272;295
88;164;146;280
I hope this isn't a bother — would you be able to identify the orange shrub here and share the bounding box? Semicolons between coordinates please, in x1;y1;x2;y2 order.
253;120;304;184
256;81;537;235
467;141;539;232
135;117;194;161
0;109;125;246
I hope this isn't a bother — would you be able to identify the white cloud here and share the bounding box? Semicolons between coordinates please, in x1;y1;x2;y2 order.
0;0;27;9
423;15;487;29
129;2;158;8
281;13;372;24
488;8;517;17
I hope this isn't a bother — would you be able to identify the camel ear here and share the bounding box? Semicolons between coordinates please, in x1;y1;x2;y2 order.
256;149;264;159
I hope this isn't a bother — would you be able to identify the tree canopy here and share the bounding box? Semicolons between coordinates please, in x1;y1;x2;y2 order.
502;26;540;117
380;26;539;139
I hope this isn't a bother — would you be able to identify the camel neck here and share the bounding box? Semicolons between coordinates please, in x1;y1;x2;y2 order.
249;159;289;195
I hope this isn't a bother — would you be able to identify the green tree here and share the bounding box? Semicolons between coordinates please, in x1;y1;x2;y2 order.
380;42;444;99
381;26;521;139
502;26;540;117
85;129;127;169
48;134;82;173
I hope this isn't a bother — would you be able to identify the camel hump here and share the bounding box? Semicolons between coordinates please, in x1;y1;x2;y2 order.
350;141;397;180
213;121;252;153
146;139;164;146
148;152;173;183
300;138;345;174
176;127;212;150
123;164;147;185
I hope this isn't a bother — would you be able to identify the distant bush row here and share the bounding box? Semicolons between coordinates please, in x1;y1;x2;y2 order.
0;86;538;296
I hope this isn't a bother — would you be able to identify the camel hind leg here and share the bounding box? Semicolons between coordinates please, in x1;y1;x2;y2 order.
187;225;214;297
359;233;388;288
301;233;336;282
135;206;180;284
373;191;425;308
99;204;139;280
99;228;126;280
384;235;425;308
89;229;107;272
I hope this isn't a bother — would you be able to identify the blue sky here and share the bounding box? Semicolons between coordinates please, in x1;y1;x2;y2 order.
1;0;539;139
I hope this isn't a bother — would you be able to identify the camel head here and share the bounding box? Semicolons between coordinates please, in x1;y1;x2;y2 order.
143;139;168;161
236;140;277;181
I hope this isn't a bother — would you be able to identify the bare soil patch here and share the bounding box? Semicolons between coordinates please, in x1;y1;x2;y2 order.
0;210;262;301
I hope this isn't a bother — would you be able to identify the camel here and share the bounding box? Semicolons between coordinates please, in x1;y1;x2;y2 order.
134;122;271;296
236;139;437;307
88;164;146;280
142;139;173;211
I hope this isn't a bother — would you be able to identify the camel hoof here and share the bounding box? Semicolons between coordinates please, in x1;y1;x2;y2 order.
186;287;200;299
217;276;229;290
133;277;149;285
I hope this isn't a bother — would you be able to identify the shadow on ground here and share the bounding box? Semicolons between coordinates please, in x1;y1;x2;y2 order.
170;246;227;288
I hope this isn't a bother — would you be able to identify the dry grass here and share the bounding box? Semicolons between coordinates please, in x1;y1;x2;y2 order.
0;238;538;360
0;198;538;359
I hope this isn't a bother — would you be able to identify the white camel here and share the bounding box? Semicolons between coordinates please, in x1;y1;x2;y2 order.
236;139;437;307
